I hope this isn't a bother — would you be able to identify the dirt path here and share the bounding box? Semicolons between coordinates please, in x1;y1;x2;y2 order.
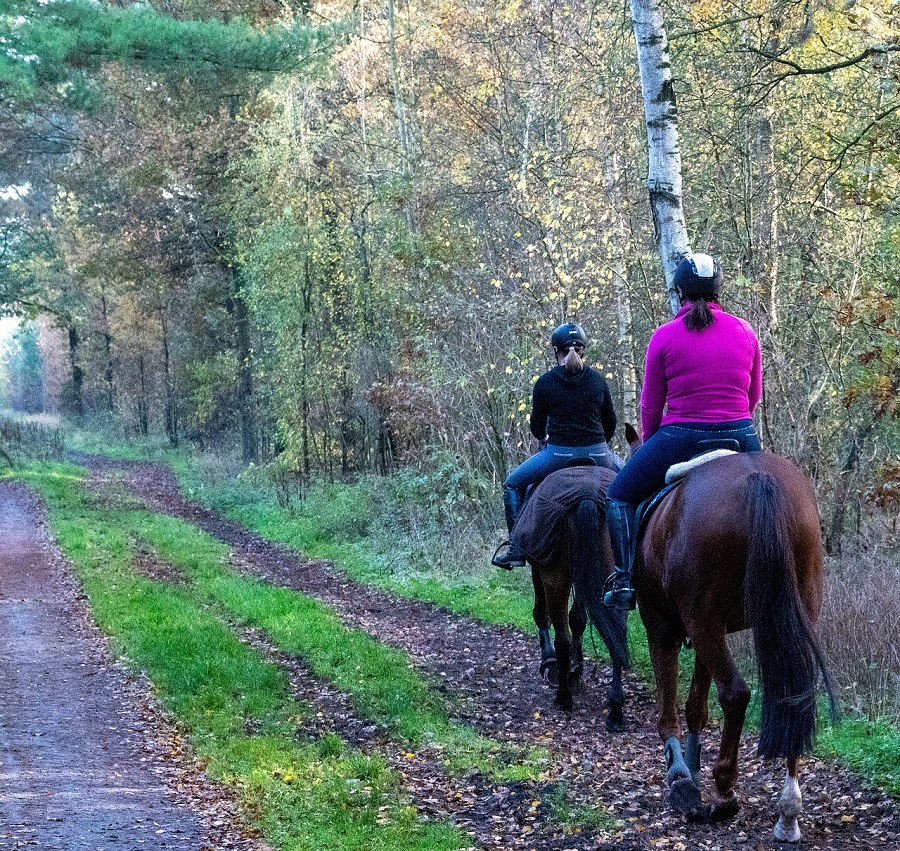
0;481;263;850
69;456;900;849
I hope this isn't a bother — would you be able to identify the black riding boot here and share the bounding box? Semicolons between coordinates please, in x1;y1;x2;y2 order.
603;498;636;609
492;486;526;569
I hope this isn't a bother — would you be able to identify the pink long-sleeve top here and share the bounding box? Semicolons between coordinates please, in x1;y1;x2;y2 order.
640;303;762;443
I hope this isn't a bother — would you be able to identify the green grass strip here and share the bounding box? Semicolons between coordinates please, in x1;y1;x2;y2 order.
132;509;545;780
162;454;656;678
13;463;470;851
818;718;900;797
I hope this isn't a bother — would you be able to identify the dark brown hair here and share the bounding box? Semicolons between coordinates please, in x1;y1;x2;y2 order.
683;296;718;331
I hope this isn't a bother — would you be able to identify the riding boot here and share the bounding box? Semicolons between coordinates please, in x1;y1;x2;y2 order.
603;498;637;609
492;486;526;569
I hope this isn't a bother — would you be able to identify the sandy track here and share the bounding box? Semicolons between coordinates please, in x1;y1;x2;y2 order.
0;480;263;850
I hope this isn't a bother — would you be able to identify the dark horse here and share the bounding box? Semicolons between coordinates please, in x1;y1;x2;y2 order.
521;468;630;726
636;450;834;841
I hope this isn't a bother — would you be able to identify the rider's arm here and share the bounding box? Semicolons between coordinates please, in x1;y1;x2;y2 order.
529;379;549;441
599;376;617;442
748;335;762;414
640;332;667;443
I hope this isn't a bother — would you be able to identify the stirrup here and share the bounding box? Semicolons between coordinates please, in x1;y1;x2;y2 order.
603;572;636;610
491;541;525;569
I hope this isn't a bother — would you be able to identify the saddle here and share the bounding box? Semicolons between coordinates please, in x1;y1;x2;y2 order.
634;439;742;558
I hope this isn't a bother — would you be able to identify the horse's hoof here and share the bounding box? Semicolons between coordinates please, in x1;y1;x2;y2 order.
605;706;626;733
555;695;574;712
669;776;704;817
709;796;740;822
569;662;584;680
541;659;559;686
773;819;801;843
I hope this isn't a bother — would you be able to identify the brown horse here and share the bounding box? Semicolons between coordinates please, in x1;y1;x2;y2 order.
521;473;630;725
635;450;834;840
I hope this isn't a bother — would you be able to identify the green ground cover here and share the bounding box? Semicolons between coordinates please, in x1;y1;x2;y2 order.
132;509;545;779
136;445;899;799
36;428;900;798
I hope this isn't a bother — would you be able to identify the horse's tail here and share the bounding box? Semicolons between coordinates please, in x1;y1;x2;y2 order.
743;471;834;759
569;498;630;670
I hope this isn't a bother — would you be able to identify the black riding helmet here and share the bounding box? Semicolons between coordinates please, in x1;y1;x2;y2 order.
673;252;723;298
550;322;587;350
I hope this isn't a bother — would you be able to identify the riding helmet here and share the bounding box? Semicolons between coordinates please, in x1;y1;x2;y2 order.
672;252;723;297
550;322;587;350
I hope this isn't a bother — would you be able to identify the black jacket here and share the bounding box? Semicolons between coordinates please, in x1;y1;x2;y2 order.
529;366;617;447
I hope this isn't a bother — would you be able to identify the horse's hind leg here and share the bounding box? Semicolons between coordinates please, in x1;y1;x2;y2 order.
531;566;557;683
606;660;626;733
685;657;712;786
542;571;574;710
569;593;586;680
774;757;803;843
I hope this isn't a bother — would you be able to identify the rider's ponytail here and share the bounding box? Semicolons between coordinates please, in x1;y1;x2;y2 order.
683;296;717;332
562;346;585;374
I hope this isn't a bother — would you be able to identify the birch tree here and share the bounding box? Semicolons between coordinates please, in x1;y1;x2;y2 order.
629;0;690;315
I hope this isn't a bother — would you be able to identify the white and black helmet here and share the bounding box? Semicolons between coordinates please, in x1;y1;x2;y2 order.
673;252;723;297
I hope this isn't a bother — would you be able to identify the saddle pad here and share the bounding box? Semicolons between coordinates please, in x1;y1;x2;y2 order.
511;465;615;568
664;449;737;484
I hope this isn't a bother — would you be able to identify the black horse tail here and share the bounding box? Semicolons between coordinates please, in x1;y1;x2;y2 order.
743;472;834;759
569;498;630;670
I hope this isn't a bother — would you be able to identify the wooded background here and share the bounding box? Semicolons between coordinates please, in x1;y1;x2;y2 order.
1;0;898;551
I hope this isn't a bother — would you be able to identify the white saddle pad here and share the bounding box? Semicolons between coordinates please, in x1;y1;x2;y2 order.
665;449;738;485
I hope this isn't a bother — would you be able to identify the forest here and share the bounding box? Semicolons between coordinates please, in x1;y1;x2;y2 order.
1;1;899;846
2;0;898;552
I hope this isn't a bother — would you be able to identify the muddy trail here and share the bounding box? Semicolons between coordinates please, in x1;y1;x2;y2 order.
70;453;899;850
0;481;266;850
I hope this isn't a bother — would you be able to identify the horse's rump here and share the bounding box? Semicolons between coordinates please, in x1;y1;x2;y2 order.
511;465;616;567
640;452;832;757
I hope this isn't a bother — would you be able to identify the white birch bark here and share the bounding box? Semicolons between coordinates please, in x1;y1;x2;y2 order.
629;0;691;315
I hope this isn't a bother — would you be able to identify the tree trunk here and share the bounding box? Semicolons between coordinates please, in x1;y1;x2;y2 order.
385;0;417;247
231;276;258;464
157;297;178;448
66;324;84;419
826;421;873;553
629;0;691;314
137;353;149;438
99;290;115;414
606;151;639;426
